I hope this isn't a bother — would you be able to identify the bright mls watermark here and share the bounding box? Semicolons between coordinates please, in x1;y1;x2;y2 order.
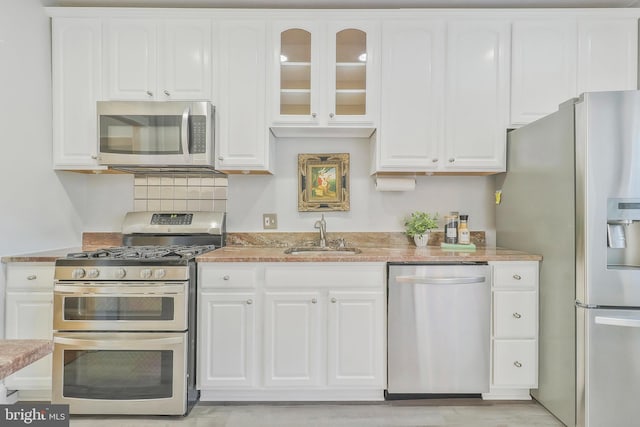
0;404;69;426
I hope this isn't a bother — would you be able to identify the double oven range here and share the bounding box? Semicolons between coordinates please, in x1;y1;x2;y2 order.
52;211;225;416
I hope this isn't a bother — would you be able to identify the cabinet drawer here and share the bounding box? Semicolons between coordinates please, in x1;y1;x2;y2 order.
492;262;538;289
6;263;55;289
493;291;537;338
265;263;385;289
199;263;260;288
493;340;537;387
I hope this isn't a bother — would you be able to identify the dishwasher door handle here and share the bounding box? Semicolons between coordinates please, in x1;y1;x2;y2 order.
396;275;486;285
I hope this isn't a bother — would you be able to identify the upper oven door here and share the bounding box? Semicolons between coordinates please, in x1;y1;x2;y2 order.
97;101;213;167
53;282;188;331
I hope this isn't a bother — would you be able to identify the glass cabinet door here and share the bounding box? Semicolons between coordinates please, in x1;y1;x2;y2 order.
279;28;313;118
334;29;367;117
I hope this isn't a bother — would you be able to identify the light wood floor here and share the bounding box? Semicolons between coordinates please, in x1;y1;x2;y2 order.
68;399;565;426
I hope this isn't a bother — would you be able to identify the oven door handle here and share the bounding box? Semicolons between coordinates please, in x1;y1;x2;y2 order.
54;285;185;295
54;335;184;347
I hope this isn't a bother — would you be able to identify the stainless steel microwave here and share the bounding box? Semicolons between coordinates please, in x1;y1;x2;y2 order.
97;101;214;168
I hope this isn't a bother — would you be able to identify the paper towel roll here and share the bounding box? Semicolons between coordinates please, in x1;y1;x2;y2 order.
375;177;416;192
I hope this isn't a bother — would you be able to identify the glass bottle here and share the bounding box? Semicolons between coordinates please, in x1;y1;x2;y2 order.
458;215;471;245
445;215;458;244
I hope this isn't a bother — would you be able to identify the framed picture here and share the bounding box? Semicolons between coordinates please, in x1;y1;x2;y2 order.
298;153;350;212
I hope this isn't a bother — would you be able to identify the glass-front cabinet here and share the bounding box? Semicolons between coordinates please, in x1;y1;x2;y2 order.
272;20;379;133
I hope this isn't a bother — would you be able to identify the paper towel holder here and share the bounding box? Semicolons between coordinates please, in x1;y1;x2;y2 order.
374;174;416;192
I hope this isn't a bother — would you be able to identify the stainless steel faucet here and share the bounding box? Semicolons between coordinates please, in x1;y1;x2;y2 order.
314;214;327;248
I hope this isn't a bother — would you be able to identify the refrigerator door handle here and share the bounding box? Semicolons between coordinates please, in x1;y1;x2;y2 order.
595;315;640;328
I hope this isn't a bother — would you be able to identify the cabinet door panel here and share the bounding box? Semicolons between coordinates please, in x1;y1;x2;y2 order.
493;340;537;387
377;21;444;171
327;291;385;387
198;292;255;388
4;292;53;389
511;20;577;125
445;20;509;171
264;292;322;387
106;19;157;100
52;17;104;170
216;20;270;171
577;19;638;94
161;19;211;100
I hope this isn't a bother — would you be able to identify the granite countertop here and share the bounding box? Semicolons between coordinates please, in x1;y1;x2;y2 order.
1;247;81;263
0;340;53;379
197;246;542;263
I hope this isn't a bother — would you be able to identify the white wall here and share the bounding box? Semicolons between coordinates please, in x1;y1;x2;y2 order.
227;137;497;244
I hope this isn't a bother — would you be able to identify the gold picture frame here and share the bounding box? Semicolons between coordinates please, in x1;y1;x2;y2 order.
298;153;350;212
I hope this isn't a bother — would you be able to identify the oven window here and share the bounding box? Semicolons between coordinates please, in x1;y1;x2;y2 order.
63;350;173;400
99;115;182;155
63;296;174;321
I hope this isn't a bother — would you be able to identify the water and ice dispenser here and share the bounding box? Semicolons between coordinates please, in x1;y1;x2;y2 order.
607;199;640;267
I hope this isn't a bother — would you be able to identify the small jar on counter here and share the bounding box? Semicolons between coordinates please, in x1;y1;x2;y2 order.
458;215;471;245
445;215;458;244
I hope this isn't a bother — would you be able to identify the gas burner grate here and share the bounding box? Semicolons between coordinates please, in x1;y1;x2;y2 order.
65;244;218;261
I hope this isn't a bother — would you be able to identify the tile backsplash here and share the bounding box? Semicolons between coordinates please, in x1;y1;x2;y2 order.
133;174;228;212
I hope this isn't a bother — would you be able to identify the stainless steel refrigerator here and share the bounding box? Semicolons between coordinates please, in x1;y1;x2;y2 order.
496;90;640;427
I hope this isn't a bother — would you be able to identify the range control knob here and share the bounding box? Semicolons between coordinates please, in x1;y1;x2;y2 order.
71;268;86;279
114;268;126;280
87;268;100;279
154;269;166;279
140;268;153;279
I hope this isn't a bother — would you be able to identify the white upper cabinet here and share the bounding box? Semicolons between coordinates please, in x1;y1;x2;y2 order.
215;19;273;173
270;19;379;136
444;19;509;172
51;17;105;171
375;20;445;172
511;20;577;125
104;18;211;101
511;14;638;126
576;18;638;94
376;18;508;174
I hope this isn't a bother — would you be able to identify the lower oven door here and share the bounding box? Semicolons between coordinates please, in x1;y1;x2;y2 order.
53;282;188;331
52;332;187;415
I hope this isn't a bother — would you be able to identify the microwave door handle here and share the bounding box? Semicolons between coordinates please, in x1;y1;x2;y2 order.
181;106;190;159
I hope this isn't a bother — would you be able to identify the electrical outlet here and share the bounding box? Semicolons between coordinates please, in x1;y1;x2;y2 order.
263;213;277;230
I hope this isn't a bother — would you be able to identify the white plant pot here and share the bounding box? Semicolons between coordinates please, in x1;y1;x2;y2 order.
413;233;429;247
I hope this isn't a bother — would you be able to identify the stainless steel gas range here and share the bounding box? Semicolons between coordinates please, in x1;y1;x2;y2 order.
52;211;225;416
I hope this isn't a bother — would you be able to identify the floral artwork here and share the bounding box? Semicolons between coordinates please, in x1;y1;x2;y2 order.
298;153;349;212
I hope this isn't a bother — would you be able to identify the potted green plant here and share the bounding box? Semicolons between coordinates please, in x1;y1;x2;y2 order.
404;211;439;247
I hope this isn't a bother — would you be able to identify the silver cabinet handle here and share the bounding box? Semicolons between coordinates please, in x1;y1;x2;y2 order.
223;275;230;281
432;158;439;163
218;156;224;161
513;361;522;368
146;90;153;97
27;275;37;280
513;274;522;280
331;297;337;303
311;112;317;118
448;158;455;163
246;299;253;305
513;312;522;319
329;113;335;118
164;90;170;96
311;298;317;304
90;155;97;160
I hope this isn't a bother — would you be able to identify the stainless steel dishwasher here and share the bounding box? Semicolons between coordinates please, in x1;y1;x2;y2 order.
387;263;491;395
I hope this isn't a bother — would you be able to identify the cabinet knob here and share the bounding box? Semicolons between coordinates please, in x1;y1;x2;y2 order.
146;90;153;97
432;158;439;163
513;274;522;280
311;298;317;304
91;155;98;160
223;275;230;281
448;158;455;163
27;275;37;280
311;112;317;118
164;90;170;96
218;156;224;161
513;361;523;368
246;299;253;305
329;113;335;119
331;297;337;303
512;312;522;319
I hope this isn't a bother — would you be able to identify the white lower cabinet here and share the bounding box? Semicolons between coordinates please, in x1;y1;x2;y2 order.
197;262;386;401
4;263;55;397
485;261;539;400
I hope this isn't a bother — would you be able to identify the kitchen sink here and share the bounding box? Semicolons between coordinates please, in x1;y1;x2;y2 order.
284;247;362;255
